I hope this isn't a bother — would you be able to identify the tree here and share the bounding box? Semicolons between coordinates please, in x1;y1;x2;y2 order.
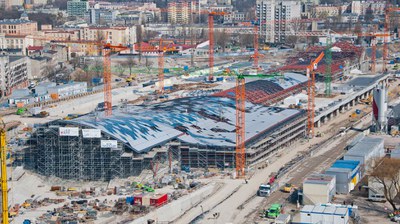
286;35;298;46
124;57;137;76
369;158;400;211
144;56;153;73
215;30;230;52
136;25;143;63
239;33;254;48
115;65;125;77
42;63;57;80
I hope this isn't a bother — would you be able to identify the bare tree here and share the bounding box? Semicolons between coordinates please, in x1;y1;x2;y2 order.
215;30;230;52
115;65;125;77
136;25;143;63
42;63;57;80
369;158;400;211
72;68;91;83
124;57;137;77
239;33;254;48
144;56;154;72
286;35;298;46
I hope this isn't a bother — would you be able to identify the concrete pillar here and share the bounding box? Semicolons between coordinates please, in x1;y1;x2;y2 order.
333;110;338;117
316;120;321;128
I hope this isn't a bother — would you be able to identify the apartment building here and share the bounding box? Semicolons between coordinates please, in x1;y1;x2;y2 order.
224;11;246;23
168;0;197;25
67;0;89;17
80;26;136;46
0;55;28;97
256;0;301;43
0;13;38;35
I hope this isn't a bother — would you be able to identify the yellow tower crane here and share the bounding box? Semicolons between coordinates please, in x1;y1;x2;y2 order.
1;121;8;224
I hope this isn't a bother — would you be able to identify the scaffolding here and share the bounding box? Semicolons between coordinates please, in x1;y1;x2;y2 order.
23;109;307;180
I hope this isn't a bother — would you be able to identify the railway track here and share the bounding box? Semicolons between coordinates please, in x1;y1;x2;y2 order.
244;118;371;223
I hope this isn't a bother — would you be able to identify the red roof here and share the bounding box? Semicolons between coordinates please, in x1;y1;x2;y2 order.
27;46;43;51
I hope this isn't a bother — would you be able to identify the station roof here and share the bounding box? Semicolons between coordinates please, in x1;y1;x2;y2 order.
66;96;303;153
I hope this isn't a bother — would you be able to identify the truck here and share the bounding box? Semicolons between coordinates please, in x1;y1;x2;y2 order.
16;108;27;115
257;184;271;197
282;183;294;193
266;204;282;218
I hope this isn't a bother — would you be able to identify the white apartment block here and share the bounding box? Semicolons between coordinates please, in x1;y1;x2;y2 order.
0;55;28;97
168;1;198;24
256;0;301;43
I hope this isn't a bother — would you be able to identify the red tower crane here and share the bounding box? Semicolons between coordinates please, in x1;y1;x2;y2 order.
158;38;165;94
307;52;324;138
208;11;227;81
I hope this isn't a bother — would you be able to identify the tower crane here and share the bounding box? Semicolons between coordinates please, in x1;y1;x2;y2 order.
158;38;165;95
1;121;8;224
208;11;227;81
307;52;325;138
223;69;282;178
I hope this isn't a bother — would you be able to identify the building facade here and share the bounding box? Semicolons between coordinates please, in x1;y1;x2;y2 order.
168;0;196;25
0;13;38;35
0;55;28;97
67;0;89;17
256;0;301;43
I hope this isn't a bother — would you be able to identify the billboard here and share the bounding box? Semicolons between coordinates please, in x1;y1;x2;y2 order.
82;129;101;138
59;127;79;136
101;140;118;148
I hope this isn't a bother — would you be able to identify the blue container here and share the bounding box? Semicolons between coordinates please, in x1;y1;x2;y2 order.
126;196;134;204
216;77;224;82
164;86;173;91
164;68;170;73
184;65;189;71
355;109;361;115
23;220;32;224
92;77;102;84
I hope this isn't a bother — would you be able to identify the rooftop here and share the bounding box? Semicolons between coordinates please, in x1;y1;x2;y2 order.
63;96;304;153
331;160;360;171
304;174;335;185
346;136;383;157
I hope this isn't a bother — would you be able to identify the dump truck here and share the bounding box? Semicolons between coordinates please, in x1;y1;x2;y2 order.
266;204;282;218
257;184;271;197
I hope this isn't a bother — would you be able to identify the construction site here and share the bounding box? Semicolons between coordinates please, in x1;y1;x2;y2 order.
1;3;400;224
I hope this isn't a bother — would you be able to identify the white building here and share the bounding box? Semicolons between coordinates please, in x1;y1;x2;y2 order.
256;0;302;43
303;174;336;205
47;82;87;98
0;55;28;97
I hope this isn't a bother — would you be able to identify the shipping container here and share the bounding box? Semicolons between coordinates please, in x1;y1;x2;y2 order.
133;195;143;205
150;194;168;207
142;195;151;206
126;196;134;205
